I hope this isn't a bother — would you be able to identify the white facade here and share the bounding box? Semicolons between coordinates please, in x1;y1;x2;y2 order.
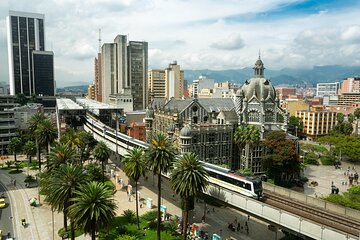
316;82;340;97
101;43;115;103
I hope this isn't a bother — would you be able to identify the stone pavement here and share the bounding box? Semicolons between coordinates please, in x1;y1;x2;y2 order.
0;155;283;240
304;161;360;198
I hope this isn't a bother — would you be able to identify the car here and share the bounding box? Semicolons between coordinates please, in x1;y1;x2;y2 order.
0;198;5;208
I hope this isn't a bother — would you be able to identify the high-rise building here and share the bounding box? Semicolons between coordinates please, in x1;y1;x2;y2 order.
148;61;184;102
165;61;183;100
128;41;148;110
94;53;102;101
101;43;116;103
6;11;52;96
32;51;54;96
148;69;166;100
97;35;148;111
340;77;360;94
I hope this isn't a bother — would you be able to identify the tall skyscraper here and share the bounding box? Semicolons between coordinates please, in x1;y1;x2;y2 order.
32;51;54;96
128;41;148;110
97;35;148;110
6;11;53;96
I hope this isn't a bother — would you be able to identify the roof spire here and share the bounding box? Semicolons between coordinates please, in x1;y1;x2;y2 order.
258;49;261;59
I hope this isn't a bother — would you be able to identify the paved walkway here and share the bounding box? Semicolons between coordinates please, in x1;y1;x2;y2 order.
0;155;283;240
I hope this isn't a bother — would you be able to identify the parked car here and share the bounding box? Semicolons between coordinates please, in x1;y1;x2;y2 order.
0;197;5;208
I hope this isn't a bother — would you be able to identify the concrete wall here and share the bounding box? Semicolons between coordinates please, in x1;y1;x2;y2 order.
263;182;360;222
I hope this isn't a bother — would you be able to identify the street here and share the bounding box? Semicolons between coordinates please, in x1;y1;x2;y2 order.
0;179;14;239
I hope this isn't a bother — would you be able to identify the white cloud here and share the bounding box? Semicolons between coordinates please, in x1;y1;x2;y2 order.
1;0;360;86
210;34;245;50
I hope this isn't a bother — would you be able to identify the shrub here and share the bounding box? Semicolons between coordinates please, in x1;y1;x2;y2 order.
319;155;336;165
5;160;14;168
115;235;137;240
142;210;157;222
304;153;319;165
122;209;136;223
24;175;36;183
165;221;179;236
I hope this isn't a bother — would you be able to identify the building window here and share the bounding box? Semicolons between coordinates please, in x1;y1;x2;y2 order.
192;105;198;112
193;116;198;124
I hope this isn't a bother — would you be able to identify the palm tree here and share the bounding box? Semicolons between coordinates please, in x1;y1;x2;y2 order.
145;132;177;240
171;152;208;240
234;124;260;170
60;128;82;149
23;140;36;164
35;118;57;168
122;147;147;229
40;163;86;240
28;113;46;169
68;181;117;240
47;143;78;171
93;141;111;182
8;137;22;162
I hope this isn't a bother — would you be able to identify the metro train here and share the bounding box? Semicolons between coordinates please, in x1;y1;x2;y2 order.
85;115;262;199
201;162;263;199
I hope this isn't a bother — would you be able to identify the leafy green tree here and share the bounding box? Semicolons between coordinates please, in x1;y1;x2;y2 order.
28;113;46;169
8;137;22;162
93;141;111;182
354;108;360;135
122;147;147;229
145;132;177;240
84;163;103;182
348;114;355;124
23;140;36;164
288;116;304;136
333;122;353;135
336;113;345;124
15;93;28;106
171;152;208;240
40;163;86;238
47;143;78;171
68;181;117;240
263;131;300;183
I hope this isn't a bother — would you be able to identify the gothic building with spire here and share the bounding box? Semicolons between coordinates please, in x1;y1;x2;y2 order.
145;56;291;174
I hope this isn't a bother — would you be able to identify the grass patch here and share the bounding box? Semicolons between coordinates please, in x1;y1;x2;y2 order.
58;227;84;238
99;211;181;240
19;160;39;168
319;155;337;165
8;169;23;174
312;144;328;153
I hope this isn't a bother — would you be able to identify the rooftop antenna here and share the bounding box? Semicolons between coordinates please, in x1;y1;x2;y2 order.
98;29;101;53
258;49;261;59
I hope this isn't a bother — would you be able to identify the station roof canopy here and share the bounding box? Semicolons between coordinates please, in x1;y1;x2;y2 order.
56;98;83;110
75;98;122;116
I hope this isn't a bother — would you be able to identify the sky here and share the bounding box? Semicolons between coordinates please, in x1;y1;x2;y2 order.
1;0;360;87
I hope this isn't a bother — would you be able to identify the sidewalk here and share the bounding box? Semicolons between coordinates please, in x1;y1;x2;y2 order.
0;155;283;240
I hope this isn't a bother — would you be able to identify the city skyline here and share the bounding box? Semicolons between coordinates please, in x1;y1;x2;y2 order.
1;0;360;87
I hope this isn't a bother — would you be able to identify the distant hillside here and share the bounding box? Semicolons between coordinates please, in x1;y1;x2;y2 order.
184;65;360;87
57;85;88;93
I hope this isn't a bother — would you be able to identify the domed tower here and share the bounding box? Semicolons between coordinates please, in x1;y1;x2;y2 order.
167;122;176;138
235;56;288;138
179;125;192;154
144;107;154;143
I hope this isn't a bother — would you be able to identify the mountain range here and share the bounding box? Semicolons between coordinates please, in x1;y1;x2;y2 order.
59;65;360;91
184;65;360;87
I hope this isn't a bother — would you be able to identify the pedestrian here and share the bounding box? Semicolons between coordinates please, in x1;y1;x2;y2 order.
219;229;222;236
13;179;16;187
237;222;240;232
207;208;210;214
212;207;215;212
246;224;249;234
247;215;250;221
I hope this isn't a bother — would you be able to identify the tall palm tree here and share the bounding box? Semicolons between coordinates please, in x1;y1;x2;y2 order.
234;124;260;170
93;141;111;182
60;128;82;149
23;140;36;164
40;163;86;240
8;136;22;162
145;132;177;240
68;181;117;240
354;108;360;135
47;143;78;171
122;147;147;229
171;152;208;240
28;113;46;169
35;118;57;169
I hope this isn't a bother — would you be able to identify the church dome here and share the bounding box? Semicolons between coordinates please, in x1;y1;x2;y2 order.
241;57;276;101
180;126;191;137
167;123;176;133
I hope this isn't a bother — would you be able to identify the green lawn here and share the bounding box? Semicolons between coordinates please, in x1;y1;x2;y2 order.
99;211;181;240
